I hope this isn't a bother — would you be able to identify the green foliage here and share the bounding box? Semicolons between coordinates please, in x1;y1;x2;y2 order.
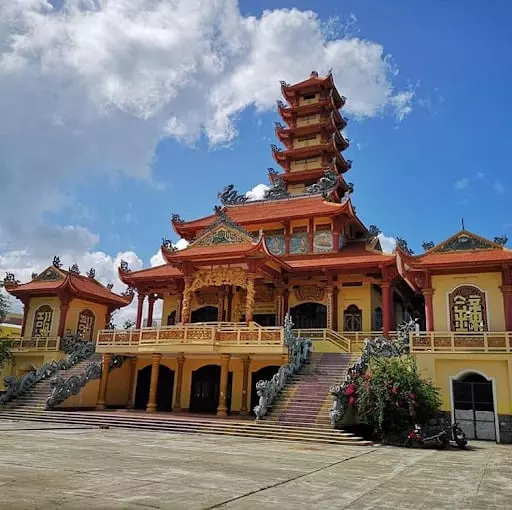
352;356;441;437
0;292;8;324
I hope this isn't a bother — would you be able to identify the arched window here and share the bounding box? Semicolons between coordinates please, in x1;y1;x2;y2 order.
449;285;488;332
76;309;95;341
344;305;362;332
31;305;53;337
372;307;383;331
167;311;177;326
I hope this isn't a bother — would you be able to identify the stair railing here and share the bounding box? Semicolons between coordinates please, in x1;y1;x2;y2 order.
46;355;125;408
0;333;96;406
253;314;312;420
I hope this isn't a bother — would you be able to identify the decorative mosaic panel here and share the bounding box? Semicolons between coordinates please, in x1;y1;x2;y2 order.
294;286;325;302
449;285;488;332
313;230;333;253
290;232;308;254
265;235;285;255
31;305;53;337
76;309;95;341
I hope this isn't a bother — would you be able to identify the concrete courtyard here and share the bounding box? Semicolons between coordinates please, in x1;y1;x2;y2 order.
0;420;510;509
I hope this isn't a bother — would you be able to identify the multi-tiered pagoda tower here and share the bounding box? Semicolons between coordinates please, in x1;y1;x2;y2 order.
272;71;352;199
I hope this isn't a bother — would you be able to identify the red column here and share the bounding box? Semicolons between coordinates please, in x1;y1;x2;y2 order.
135;293;145;329
423;289;434;332
20;303;30;338
146;295;156;327
308;219;314;253
501;285;512;330
57;301;70;337
382;283;392;337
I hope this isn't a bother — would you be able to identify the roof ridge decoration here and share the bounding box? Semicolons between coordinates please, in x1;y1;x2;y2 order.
34;266;64;282
190;209;254;248
218;184;248;206
265;168;290;200
305;169;339;195
429;229;503;254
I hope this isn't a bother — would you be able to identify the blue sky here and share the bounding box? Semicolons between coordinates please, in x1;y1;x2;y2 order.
3;0;512;276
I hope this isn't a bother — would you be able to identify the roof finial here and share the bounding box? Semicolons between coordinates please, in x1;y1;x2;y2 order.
461;217;465;230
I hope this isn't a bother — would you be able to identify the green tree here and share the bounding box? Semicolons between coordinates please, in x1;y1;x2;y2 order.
349;356;441;441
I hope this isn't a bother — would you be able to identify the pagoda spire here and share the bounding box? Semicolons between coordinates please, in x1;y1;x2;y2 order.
271;71;352;200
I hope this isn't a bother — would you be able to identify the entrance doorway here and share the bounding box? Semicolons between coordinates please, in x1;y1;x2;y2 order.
189;364;233;414
250;365;281;415
191;306;219;323
134;365;175;411
452;372;497;441
290;302;327;328
253;314;276;326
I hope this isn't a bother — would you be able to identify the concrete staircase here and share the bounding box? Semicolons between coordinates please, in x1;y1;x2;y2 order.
0;351;370;446
0;354;102;411
267;352;354;429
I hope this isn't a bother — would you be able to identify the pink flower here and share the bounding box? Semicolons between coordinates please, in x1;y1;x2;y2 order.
348;396;356;406
409;392;416;400
391;386;398;395
345;383;356;396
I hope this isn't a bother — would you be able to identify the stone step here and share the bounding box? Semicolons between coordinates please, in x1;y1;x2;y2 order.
0;410;372;446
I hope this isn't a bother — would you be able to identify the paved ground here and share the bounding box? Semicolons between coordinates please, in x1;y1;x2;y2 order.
0;420;510;509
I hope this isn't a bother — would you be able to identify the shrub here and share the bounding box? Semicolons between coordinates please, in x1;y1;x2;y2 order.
351;356;441;440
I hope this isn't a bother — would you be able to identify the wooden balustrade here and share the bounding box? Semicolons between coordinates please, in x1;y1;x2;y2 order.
96;323;285;353
2;336;61;351
409;331;512;353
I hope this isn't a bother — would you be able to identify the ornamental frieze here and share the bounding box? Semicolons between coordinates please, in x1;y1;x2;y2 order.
194;227;248;246
196;291;220;306
313;230;333;253
189;267;248;291
437;233;496;252
290;233;308;254
449;285;488;332
255;286;275;302
294;285;325;303
265;235;285;255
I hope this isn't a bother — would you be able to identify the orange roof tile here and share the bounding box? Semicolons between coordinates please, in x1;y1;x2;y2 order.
6;269;131;307
119;263;182;285
174;196;351;235
407;249;512;267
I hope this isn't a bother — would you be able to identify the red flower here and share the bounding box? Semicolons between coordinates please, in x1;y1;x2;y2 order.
391;386;398;395
409;392;416;400
348;396;356;406
345;383;356;396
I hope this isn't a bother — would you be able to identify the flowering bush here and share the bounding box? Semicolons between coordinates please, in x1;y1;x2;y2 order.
352;356;441;438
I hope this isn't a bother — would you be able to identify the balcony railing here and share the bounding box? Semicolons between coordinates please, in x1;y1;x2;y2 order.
2;336;61;352
96;323;285;354
409;332;512;353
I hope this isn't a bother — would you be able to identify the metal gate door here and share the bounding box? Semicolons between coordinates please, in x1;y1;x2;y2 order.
453;373;496;441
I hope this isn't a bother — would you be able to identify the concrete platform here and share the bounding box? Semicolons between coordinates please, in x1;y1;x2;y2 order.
0;420;510;509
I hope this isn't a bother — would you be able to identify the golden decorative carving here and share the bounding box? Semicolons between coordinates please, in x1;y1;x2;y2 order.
449;285;488;332
294;285;325;303
255;286;274;302
196;291;220;306
245;276;256;321
181;278;193;323
190;267;248;292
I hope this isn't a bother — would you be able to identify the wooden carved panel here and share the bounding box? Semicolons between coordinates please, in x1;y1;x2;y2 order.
294;286;325;303
196;291;219;306
76;309;95;341
449;285;488;332
31;305;53;337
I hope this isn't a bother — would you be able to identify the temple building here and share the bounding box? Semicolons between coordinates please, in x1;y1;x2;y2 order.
3;72;512;443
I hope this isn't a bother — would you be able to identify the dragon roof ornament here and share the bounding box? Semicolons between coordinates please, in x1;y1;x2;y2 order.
218;184;248;206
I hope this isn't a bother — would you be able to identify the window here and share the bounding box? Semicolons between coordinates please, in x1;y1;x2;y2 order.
449;285;488;332
344;305;362;332
31;305;53;337
303;93;316;100
76;309;95;341
297;134;316;142
373;307;383;331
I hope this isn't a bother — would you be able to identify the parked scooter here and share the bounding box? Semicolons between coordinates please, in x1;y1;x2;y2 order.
405;422;468;449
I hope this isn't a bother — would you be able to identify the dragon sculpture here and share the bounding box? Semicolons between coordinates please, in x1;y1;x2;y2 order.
218;184;248;205
306;169;339;194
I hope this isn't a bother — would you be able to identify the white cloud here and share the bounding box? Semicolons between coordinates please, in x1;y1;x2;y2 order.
245;183;269;201
454;178;470;190
0;0;412;255
378;233;396;253
494;180;505;194
150;250;166;268
175;238;189;250
390;90;414;122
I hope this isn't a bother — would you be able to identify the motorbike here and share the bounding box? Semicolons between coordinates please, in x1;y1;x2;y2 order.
404;422;467;449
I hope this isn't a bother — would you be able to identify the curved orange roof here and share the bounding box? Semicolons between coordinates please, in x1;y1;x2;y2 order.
118;262;183;286
172;195;355;238
5;268;132;307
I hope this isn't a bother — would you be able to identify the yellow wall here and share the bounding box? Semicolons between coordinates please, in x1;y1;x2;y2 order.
26;297;62;338
416;353;512;415
432;272;505;331
337;281;372;331
161;294;179;324
65;298;108;340
0;325;21;338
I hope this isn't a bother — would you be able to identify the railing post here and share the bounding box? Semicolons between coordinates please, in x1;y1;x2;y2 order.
483;333;489;352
